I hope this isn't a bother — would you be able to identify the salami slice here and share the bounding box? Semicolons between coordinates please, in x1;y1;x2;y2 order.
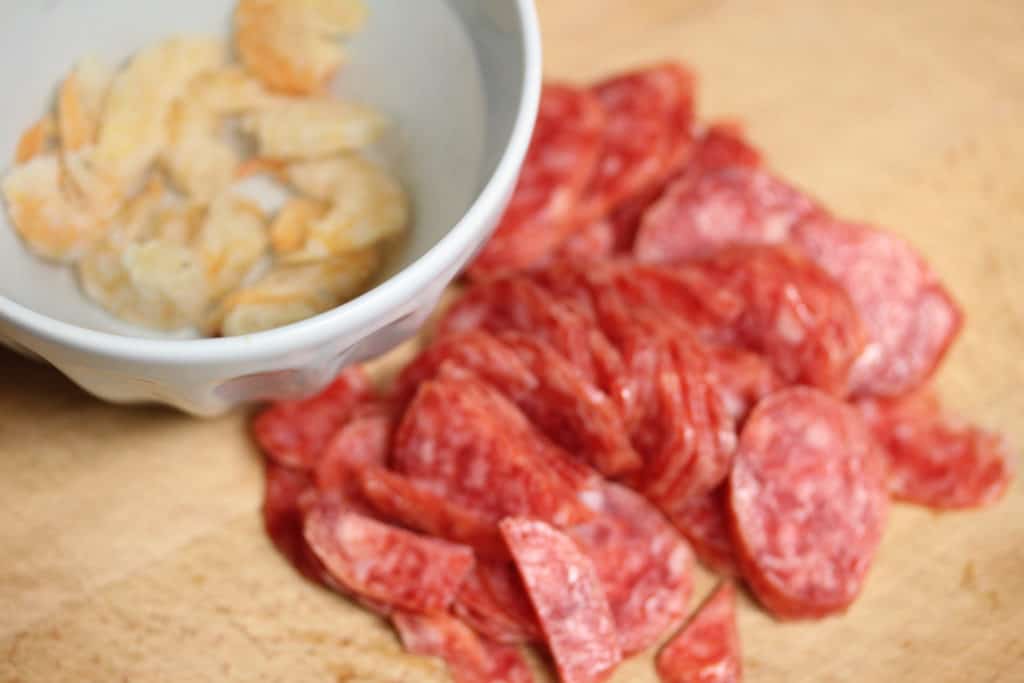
532;263;736;498
533;262;705;433
467;83;605;279
593;66;698;252
528;261;646;426
551;216;615;263
397;329;638;477
633;123;817;264
358;464;508;560
612;261;747;336
578;63;695;222
500;518;623;683
624;328;693;483
604;264;726;340
640;327;736;504
313;409;393;494
498;331;641;476
393;611;535;683
603;183;667;252
792;216;963;397
395;329;537;406
661;65;699;174
634;158;818;265
729;387;888;619
656;582;741;683
264;466;394;617
706;345;784;424
857;389;1014;509
683;245;869;395
571;483;694;655
440;275;625;397
454;561;544;645
263;463;332;585
392;363;594;527
606;264;770;423
252;366;375;469
304;503;475;613
689;122;762;172
534;270;697;486
663;485;738;576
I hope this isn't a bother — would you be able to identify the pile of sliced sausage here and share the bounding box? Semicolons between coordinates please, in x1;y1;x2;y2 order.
253;63;1015;683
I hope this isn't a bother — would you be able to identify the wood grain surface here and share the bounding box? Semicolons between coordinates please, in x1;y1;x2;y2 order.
2;1;1023;681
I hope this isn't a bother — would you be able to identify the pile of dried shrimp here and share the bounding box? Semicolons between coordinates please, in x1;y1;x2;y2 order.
2;0;409;336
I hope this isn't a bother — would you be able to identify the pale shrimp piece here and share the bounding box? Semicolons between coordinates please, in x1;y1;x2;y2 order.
269;197;328;254
163;67;275;199
123;241;209;328
77;176;211;330
282;156;347;200
14;115;55;163
2;154;107;262
78;237;209;331
193;193;270;299
151;203;206;245
62;147;123;221
188;66;275;114
58;55;115;152
282;154;408;259
77;176;195;328
77;240;137;319
101;175;168;249
161;99;238;202
95;37;226;193
214;247;378;336
240;98;385;159
235;156;288;181
235;0;367;95
43;57;121;224
282;0;368;34
102;176;203;247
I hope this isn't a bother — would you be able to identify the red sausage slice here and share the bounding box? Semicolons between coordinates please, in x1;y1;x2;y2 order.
498;331;641;476
579;63;696;222
467;83;605;279
792;216;963;397
705;345;784;424
393;610;535;683
397;329;639;477
640;327;736;504
729;387;888;619
683;245;869;395
552;216;616;263
453;561;544;645
252;367;375;469
857;389;1015;509
263;463;332;585
358;465;508;560
663;485;739;576
392;363;594;527
582;66;698;252
439;276;625;395
571;483;694;655
501;518;622;683
634;125;817;264
394;329;536;407
304;503;475;613
656;582;741;683
313;408;393;494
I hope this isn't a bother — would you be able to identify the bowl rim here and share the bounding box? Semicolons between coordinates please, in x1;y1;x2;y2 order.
0;0;542;365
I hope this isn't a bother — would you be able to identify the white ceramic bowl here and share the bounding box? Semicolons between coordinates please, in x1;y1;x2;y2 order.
0;0;541;415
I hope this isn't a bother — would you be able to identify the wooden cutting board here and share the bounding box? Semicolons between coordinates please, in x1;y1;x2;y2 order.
2;1;1022;681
